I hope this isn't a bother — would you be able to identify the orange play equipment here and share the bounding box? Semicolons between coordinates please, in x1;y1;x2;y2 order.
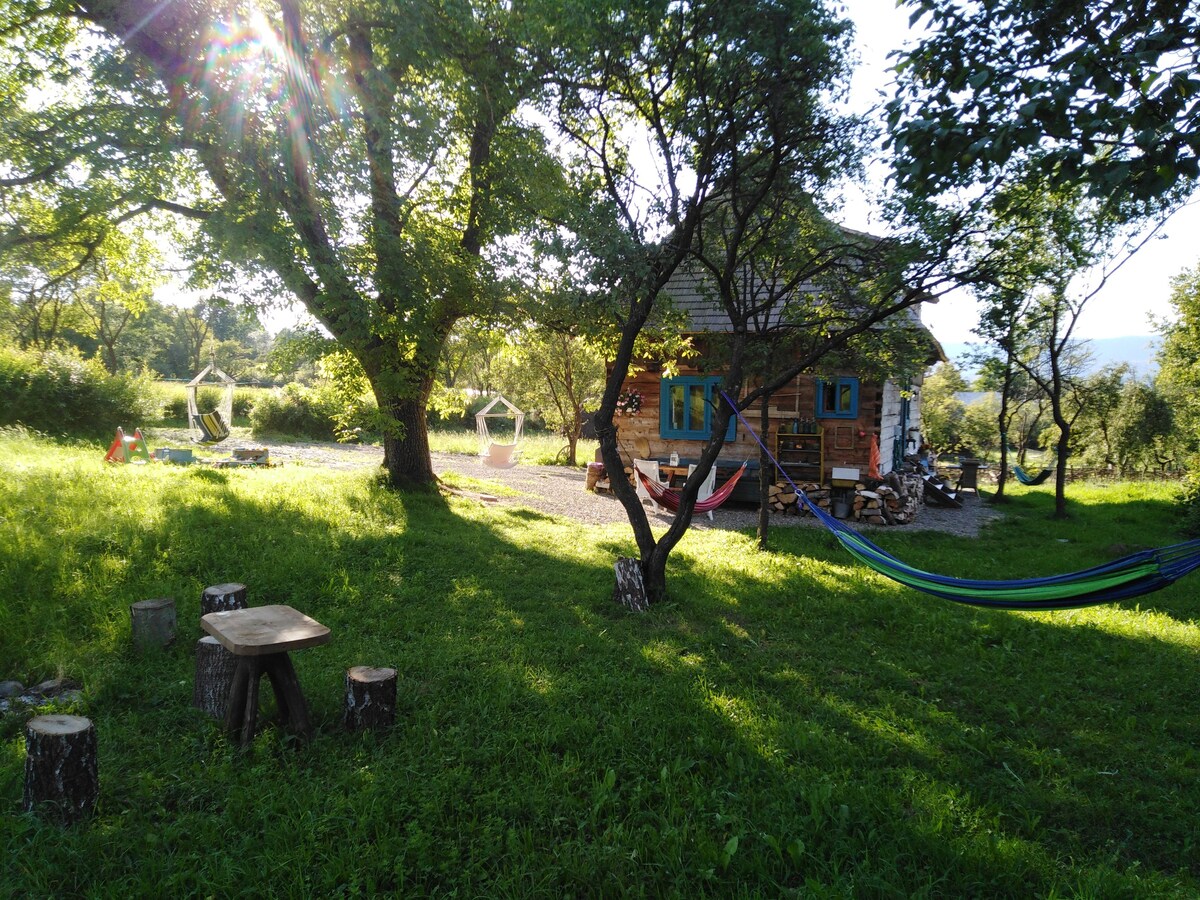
104;427;152;464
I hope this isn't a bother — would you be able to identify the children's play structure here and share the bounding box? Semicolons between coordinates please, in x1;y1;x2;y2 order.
187;360;235;444
104;427;152;464
475;395;524;469
720;391;1200;610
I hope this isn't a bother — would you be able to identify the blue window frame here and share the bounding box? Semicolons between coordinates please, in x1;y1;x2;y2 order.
660;376;737;440
816;377;859;419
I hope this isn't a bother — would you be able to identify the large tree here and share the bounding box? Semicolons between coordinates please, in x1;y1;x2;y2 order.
1;0;572;487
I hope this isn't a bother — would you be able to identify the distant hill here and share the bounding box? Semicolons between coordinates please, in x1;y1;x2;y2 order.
940;335;1159;379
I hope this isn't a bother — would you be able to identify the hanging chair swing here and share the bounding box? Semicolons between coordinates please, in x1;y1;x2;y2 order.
475;395;524;469
187;358;235;445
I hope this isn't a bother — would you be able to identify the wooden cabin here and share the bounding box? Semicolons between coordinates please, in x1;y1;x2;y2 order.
610;268;944;503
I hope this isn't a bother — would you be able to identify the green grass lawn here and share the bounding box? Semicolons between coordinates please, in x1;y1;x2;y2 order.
1;430;1198;896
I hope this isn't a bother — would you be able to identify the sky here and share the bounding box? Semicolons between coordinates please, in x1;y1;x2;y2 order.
839;0;1198;346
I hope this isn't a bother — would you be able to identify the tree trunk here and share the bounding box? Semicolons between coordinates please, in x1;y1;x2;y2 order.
1053;428;1070;519
757;400;771;550
613;557;650;612
23;715;99;825
343;666;398;730
193;635;238;718
379;390;437;489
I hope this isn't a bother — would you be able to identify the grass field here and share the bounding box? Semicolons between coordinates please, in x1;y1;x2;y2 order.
1;429;1198;896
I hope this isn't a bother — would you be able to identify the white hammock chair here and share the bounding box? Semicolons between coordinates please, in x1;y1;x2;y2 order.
475;395;524;469
186;360;235;444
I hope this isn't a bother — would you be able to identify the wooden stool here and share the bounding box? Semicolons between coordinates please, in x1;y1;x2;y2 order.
23;715;98;824
200;605;331;747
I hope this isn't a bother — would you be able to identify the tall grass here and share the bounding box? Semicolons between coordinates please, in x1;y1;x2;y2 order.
1;431;1197;896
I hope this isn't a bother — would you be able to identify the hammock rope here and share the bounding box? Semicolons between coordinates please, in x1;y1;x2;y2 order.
718;391;1200;610
634;462;750;514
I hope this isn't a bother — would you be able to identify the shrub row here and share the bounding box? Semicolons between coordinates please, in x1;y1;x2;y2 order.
0;347;158;439
249;382;378;441
158;386;260;422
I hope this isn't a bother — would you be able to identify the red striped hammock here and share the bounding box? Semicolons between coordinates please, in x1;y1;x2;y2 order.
635;462;750;513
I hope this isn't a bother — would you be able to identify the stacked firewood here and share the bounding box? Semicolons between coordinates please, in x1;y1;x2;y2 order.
768;470;925;525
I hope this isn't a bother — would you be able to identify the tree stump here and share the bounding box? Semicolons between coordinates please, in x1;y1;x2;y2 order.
23;715;98;825
192;636;238;718
201;583;248;616
343;666;398;731
613;557;649;612
130;597;176;649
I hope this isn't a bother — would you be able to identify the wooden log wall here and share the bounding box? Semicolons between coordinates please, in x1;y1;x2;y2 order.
613;365;885;485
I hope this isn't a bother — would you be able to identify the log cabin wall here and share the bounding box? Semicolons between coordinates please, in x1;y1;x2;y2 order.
612;364;885;484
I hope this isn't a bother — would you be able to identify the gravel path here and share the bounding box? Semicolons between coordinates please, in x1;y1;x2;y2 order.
148;427;1002;537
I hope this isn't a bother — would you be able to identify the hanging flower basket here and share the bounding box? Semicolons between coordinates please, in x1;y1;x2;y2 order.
615;389;643;416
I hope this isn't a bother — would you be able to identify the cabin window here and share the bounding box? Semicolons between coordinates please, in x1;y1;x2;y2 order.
816;377;859;419
659;376;737;440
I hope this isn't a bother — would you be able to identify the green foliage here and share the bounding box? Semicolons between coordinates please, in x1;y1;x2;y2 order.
1180;465;1200;537
0;346;157;437
920;362;967;451
157;385;263;423
888;0;1200;205
249;382;377;442
1157;262;1200;453
1;433;1199;895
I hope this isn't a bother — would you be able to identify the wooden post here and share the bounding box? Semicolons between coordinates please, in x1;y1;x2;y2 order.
130;598;176;649
192;636;238;718
613;557;650;612
201;583;247;616
23;715;98;825
343;666;397;731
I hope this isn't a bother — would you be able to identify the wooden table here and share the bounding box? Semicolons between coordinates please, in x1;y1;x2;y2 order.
658;465;690;488
201;605;331;747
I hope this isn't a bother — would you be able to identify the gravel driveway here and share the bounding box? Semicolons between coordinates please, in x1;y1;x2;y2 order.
148;428;1001;537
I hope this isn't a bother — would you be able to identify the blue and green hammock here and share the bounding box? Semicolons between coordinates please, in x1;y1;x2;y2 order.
720;392;1200;610
1012;464;1053;486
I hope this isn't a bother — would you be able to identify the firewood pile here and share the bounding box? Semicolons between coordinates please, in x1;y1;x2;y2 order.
767;470;926;525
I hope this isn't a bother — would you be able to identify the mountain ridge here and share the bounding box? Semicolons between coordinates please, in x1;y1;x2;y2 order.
939;335;1159;378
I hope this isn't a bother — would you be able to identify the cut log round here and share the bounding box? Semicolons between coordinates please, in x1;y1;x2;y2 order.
23;715;98;825
201;583;248;616
343;666;398;730
193;636;238;718
613;557;649;612
130;597;176;649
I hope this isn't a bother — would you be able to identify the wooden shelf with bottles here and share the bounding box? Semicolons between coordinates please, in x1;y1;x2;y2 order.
774;427;824;485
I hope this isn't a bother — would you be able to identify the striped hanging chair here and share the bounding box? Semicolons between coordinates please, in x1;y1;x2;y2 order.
187;360;235;445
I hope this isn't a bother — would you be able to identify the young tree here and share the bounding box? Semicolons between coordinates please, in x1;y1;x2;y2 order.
920;362;967;452
553;0;974;604
1071;364;1132;469
497;329;605;466
1156;263;1200;457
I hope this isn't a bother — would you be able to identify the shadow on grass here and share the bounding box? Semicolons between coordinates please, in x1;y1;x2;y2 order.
1;461;1197;895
